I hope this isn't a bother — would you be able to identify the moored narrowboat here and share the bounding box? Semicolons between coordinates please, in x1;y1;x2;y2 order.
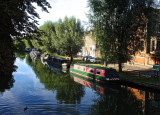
70;63;120;83
47;56;69;68
41;53;69;69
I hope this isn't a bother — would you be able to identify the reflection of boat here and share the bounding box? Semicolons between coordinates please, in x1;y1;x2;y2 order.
30;50;40;62
41;59;67;74
70;64;120;83
41;53;50;61
25;48;31;52
48;64;65;74
70;73;119;94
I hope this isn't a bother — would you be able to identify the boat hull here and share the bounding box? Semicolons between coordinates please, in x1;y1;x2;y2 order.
70;73;120;94
70;68;120;84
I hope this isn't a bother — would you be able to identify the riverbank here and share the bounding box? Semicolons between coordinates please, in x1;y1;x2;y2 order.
108;63;160;90
44;54;160;90
119;72;160;90
73;58;160;90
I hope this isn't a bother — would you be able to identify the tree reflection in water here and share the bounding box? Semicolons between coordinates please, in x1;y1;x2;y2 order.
0;76;15;94
0;38;16;77
0;38;16;94
26;55;85;104
89;87;143;115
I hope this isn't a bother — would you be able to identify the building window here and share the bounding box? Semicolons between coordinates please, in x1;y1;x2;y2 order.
152;40;155;52
158;24;160;33
85;39;87;47
157;40;160;51
90;38;92;46
141;41;144;52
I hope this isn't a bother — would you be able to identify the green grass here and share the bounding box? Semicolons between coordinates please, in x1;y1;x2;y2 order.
49;53;70;60
119;72;160;84
72;60;107;67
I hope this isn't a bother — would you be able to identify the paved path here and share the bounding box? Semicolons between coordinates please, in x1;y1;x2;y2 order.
108;63;153;71
108;63;159;77
108;63;160;89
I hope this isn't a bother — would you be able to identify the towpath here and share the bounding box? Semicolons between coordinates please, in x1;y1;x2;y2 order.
108;63;160;90
108;63;152;71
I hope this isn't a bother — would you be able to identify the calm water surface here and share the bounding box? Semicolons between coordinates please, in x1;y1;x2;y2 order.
0;55;160;115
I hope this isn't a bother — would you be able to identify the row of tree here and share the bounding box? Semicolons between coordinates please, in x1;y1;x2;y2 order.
30;16;84;63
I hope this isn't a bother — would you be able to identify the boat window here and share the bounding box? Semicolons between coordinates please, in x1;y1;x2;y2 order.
90;69;94;73
83;68;85;71
96;70;101;74
78;66;80;70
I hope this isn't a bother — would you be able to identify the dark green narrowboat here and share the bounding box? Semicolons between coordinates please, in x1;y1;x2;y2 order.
70;64;120;83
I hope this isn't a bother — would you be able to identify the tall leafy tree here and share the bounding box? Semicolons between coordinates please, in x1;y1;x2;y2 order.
0;0;51;76
55;16;84;63
88;0;158;72
32;21;57;53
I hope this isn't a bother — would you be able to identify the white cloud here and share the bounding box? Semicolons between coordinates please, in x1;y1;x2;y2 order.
35;0;89;26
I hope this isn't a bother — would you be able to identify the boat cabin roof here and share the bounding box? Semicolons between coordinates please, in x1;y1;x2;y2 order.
74;63;106;70
88;65;106;70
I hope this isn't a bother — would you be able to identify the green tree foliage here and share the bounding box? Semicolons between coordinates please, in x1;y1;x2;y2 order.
0;0;51;76
14;40;26;60
23;39;33;48
88;0;159;72
0;0;51;38
32;21;57;53
55;16;84;63
14;40;25;51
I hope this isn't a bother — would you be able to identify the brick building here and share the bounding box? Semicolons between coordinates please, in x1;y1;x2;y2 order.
131;23;160;65
81;23;160;66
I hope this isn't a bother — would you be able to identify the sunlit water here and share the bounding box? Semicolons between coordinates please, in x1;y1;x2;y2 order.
0;56;160;115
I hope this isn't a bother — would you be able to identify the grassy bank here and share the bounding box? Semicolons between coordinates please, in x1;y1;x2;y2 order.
119;71;160;85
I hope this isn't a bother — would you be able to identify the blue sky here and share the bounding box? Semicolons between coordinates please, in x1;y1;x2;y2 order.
35;0;160;27
36;0;89;26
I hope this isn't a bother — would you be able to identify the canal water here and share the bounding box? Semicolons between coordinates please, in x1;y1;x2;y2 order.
0;55;160;115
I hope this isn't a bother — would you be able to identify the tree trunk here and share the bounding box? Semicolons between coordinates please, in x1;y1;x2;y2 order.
118;61;122;72
70;54;73;64
103;61;106;66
